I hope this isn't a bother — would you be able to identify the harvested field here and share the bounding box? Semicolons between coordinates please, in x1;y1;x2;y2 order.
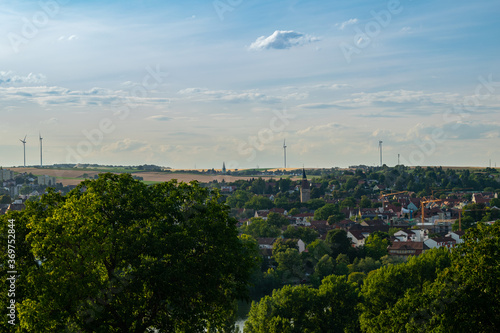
12;168;102;186
11;168;261;186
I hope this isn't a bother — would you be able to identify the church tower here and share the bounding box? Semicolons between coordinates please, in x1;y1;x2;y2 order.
300;168;310;203
222;162;226;174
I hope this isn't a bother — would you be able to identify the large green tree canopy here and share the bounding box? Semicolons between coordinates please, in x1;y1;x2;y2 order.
373;222;500;332
244;275;360;333
0;173;256;332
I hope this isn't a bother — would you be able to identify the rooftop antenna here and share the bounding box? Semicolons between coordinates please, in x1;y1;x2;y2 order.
39;132;43;167
283;139;287;169
20;135;27;167
379;140;383;167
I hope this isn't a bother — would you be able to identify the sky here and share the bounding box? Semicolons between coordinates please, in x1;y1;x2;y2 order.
0;0;499;169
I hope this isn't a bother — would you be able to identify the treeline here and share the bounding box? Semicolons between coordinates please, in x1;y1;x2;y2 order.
219;166;500;203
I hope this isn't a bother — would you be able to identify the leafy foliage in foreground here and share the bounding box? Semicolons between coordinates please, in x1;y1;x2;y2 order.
244;275;360;333
244;222;500;333
0;173;256;332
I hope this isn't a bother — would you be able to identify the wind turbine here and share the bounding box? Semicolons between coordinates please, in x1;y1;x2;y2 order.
39;132;43;167
379;140;383;167
20;135;27;167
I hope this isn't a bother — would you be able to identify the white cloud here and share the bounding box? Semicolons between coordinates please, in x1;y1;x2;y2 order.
249;30;319;50
297;122;345;135
147;115;171;121
178;87;207;94
58;35;79;41
297;102;344;109
177;87;280;103
411;122;500;141
0;85;169;108
336;18;358;30
0;71;47;85
337;90;461;108
101;139;151;153
312;83;352;90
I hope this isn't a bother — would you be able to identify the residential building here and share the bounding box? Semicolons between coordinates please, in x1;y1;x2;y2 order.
388;241;429;258
38;175;57;186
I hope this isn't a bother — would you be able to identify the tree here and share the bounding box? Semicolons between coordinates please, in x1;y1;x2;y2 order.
325;229;352;258
282;226;319;244
306;239;332;265
313;254;335;282
0;194;11;204
316;275;361;332
273;195;293;210
364;231;390;260
244;195;274;210
225;189;253;208
452;215;475;231
388;227;402;237
244;276;360;333
240;218;281;238
314;203;340;221
272;238;298;257
490;197;500;207
288;207;300;216
1;174;256;332
306;198;327;211
244;285;317;333
266;212;290;228
20;184;32;195
326;212;345;225
278;178;292;193
398;222;500;332
340;197;356;209
359;195;372;208
250;178;266;194
274;248;304;282
348;271;366;285
359;248;452;333
348;257;381;274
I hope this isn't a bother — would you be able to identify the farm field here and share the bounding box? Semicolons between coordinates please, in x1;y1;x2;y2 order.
11;167;261;186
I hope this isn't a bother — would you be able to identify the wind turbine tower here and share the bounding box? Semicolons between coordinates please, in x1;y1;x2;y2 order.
283;139;287;169
379;141;383;167
39;133;43;167
20;135;27;167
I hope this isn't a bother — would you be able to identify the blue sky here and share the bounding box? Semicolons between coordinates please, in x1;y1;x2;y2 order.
0;0;499;169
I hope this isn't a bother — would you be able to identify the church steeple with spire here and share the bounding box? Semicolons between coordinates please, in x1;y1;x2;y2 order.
222;162;226;174
300;167;310;203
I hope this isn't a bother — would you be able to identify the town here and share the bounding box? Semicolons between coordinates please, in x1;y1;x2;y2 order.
2;164;499;277
1;163;499;331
